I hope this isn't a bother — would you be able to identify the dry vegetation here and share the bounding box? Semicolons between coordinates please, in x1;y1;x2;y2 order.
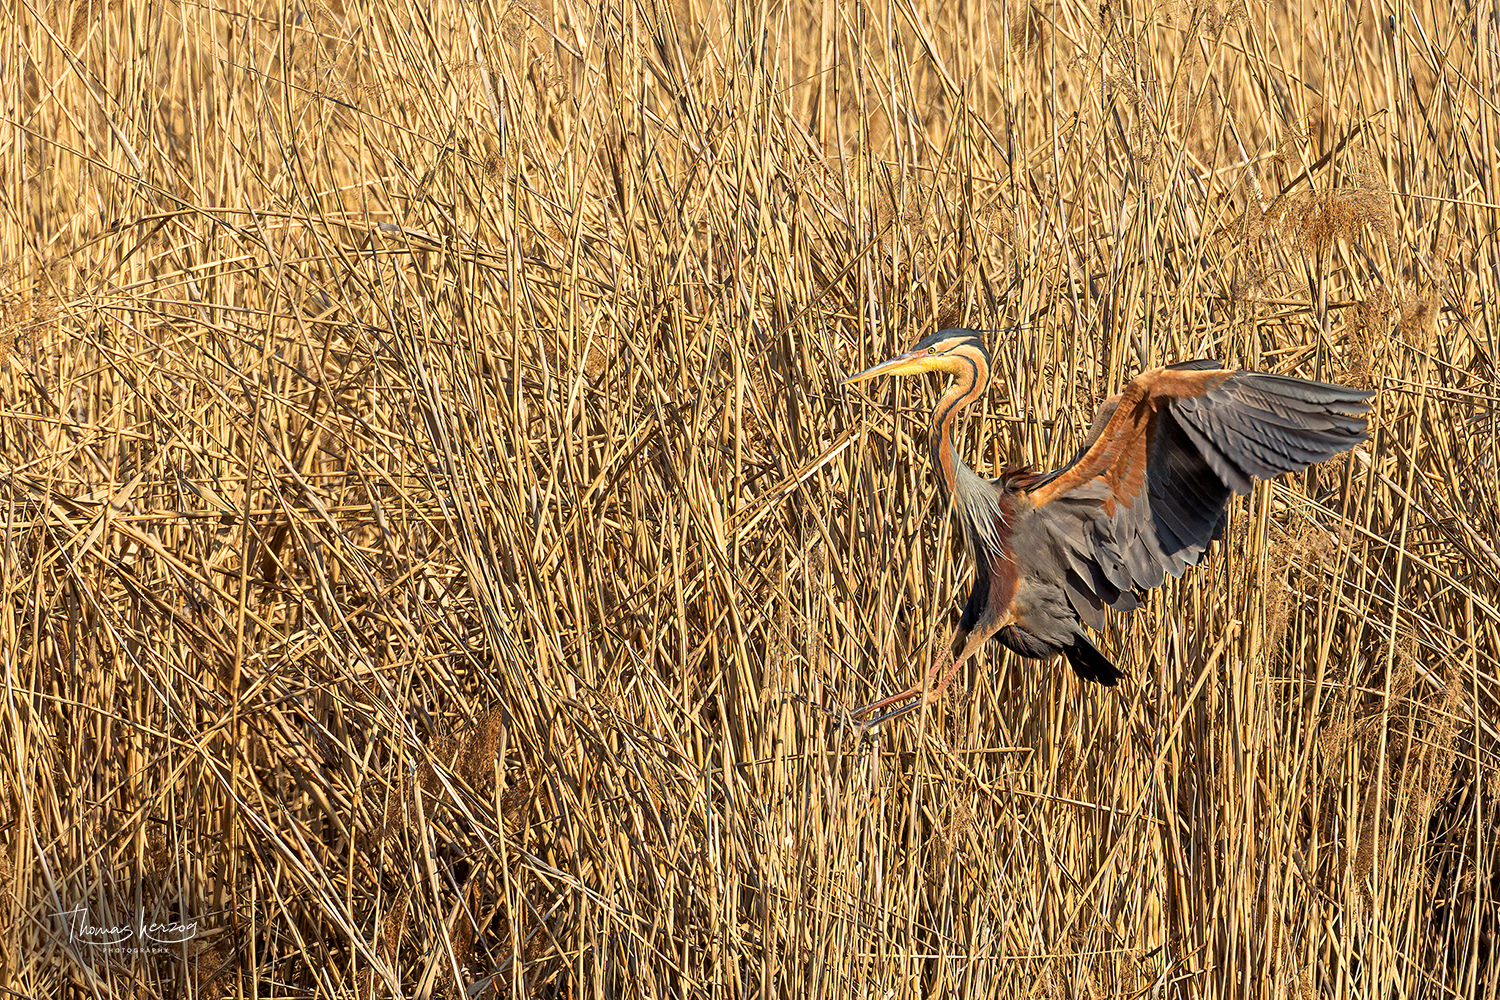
2;0;1498;996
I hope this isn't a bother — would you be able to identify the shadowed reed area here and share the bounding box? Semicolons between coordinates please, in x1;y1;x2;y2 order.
1;0;1497;997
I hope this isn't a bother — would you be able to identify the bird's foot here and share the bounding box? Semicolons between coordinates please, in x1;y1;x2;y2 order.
840;695;936;737
802;686;942;739
801;699;898;740
807;699;873;729
859;699;927;727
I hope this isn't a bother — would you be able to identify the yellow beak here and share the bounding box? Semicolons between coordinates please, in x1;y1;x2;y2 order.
840;351;933;385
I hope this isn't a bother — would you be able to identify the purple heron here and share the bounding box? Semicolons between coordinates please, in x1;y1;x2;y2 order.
842;329;1371;722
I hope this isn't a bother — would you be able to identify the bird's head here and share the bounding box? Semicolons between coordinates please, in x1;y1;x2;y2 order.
841;329;991;385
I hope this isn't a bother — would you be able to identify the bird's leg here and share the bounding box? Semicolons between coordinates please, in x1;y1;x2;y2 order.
922;648;973;703
849;648;954;719
847;683;924;720
853;629;988;726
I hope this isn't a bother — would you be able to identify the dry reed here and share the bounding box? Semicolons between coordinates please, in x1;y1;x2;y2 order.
2;0;1497;997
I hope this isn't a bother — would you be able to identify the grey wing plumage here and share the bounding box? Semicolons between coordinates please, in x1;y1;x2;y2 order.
1022;364;1372;629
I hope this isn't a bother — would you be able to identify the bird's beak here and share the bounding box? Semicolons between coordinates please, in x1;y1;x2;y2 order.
840;351;931;385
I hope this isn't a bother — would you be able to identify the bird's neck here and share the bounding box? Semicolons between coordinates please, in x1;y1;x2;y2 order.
928;360;989;503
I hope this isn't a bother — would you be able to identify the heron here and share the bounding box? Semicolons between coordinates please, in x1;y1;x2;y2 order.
840;328;1372;724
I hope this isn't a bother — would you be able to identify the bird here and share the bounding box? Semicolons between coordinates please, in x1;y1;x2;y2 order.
840;328;1372;723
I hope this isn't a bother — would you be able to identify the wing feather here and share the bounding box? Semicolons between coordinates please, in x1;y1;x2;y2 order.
1024;363;1371;625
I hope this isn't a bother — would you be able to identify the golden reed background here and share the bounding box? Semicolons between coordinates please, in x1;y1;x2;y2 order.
2;0;1497;996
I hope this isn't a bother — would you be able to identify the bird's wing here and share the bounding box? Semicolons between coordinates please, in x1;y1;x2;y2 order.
1020;361;1372;629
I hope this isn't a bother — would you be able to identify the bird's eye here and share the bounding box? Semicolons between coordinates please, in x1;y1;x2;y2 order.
927;347;938;354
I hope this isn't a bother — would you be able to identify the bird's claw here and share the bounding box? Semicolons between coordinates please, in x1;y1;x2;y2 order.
803;699;885;739
808;697;931;740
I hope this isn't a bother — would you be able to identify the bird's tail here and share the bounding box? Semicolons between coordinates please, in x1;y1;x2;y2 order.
1063;633;1123;687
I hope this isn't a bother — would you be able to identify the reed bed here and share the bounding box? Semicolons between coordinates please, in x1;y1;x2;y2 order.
2;0;1497;996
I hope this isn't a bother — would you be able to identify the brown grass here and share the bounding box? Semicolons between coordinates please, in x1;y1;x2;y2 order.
3;0;1498;996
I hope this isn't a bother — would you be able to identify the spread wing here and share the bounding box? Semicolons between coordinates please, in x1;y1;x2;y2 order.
1021;361;1372;629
